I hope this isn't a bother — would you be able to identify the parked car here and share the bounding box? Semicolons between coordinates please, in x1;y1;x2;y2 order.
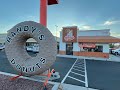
26;45;39;53
26;46;33;52
32;45;39;53
109;48;115;54
0;45;5;50
112;48;120;55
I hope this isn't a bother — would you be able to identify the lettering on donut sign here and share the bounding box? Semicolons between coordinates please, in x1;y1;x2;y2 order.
10;57;46;72
5;21;57;75
7;26;45;43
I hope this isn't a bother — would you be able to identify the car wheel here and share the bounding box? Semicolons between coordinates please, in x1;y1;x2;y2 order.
115;52;118;55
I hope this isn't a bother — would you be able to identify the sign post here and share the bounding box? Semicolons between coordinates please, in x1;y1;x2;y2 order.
40;0;58;27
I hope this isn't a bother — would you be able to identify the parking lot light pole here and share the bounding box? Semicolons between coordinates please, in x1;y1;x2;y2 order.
55;25;58;41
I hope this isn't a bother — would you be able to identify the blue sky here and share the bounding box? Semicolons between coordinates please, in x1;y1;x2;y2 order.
0;0;120;37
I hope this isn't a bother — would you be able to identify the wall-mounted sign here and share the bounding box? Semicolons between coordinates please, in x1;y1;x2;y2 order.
5;21;57;76
79;43;96;48
62;26;77;42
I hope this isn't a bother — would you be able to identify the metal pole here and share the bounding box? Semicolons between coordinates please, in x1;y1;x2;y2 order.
55;25;58;41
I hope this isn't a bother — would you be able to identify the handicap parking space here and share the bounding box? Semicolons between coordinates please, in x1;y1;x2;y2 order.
61;58;88;87
64;76;85;87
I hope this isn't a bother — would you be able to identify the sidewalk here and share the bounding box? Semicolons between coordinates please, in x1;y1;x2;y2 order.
109;54;120;62
57;54;120;62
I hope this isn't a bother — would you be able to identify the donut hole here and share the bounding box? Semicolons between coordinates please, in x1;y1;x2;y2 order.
26;38;39;57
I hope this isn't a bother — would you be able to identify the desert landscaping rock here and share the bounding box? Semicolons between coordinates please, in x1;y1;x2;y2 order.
0;74;53;90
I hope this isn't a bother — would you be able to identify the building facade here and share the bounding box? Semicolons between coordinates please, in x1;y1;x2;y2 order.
59;26;120;58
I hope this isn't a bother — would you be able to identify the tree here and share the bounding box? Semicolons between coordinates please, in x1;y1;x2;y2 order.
109;43;114;48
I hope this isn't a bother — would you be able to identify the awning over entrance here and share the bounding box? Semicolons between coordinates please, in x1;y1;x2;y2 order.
78;36;120;43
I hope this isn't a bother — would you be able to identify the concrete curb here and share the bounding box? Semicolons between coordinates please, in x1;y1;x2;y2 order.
52;83;99;90
57;54;120;62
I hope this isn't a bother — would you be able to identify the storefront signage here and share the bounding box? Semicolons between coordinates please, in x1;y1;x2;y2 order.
5;21;57;75
62;26;77;42
79;43;96;48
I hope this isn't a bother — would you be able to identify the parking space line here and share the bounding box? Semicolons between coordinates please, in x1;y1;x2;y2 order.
75;64;84;66
61;58;78;83
61;58;88;88
74;64;84;68
76;61;84;62
72;68;85;73
73;66;85;69
70;71;85;77
68;76;85;83
84;59;88;87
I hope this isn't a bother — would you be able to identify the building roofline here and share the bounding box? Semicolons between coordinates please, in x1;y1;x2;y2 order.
79;29;110;32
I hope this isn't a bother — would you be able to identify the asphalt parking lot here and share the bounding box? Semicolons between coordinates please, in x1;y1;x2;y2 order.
0;50;120;90
0;50;18;74
86;59;120;90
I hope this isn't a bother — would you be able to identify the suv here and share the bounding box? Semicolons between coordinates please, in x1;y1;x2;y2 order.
112;48;120;55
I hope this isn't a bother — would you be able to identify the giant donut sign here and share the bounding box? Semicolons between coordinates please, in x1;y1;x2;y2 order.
5;21;57;76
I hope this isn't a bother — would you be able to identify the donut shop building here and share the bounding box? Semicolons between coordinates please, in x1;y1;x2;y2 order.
59;26;120;58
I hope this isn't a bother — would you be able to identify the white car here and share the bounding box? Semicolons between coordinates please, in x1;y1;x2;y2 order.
26;45;39;53
26;46;33;52
112;48;120;55
32;45;39;53
0;45;5;50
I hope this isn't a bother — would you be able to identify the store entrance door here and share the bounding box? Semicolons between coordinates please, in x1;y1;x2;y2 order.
66;43;73;55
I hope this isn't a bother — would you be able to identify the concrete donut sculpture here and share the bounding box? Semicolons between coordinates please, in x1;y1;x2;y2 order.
5;21;57;76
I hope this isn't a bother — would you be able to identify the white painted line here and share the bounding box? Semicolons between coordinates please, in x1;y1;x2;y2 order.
61;58;78;83
70;71;85;77
73;66;85;70
72;68;85;73
84;59;88;87
74;64;84;68
67;76;85;83
76;60;84;63
75;64;84;66
77;60;84;63
75;60;84;63
76;63;84;65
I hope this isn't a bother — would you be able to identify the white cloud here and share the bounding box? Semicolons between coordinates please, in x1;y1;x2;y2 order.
104;21;114;25
79;25;92;30
111;32;120;38
0;24;15;33
103;20;120;26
